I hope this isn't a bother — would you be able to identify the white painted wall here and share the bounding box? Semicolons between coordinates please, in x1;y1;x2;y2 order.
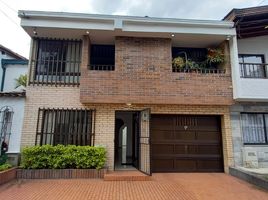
0;97;25;153
235;36;268;101
3;64;28;92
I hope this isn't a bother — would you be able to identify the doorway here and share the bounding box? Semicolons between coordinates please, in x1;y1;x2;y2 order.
114;111;140;170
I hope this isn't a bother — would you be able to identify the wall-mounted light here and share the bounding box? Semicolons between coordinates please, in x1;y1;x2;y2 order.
171;34;175;37
33;28;37;36
265;25;268;29
126;103;132;106
226;35;231;41
86;31;90;34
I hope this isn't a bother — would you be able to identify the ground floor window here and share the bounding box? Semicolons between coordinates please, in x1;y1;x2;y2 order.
241;113;268;144
36;108;95;146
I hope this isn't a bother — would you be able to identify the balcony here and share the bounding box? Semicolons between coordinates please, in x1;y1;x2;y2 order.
233;63;268;101
80;37;233;106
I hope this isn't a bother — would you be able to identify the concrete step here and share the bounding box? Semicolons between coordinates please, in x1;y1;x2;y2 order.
104;170;151;181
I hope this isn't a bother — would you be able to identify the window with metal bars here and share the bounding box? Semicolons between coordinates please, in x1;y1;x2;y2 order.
0;106;13;153
239;54;267;78
36;108;95;146
29;39;82;86
241;113;268;144
89;44;115;71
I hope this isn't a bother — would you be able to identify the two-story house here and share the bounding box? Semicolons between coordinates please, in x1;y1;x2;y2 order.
0;45;28;165
19;10;238;174
225;6;268;169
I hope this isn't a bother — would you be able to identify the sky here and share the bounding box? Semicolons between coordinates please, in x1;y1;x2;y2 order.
0;0;267;58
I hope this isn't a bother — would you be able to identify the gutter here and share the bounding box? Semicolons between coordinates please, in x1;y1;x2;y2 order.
1;59;28;92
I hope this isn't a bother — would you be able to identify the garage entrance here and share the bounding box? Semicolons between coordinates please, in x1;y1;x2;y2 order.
151;115;223;172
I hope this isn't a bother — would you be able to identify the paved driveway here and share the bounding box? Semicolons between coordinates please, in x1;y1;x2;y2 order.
0;173;267;200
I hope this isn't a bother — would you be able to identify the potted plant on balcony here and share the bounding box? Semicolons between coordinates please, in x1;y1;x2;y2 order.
172;56;185;69
206;48;225;68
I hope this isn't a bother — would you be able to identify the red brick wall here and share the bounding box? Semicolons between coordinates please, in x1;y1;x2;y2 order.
80;36;233;105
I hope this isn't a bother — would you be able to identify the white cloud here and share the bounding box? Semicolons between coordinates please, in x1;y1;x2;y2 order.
0;0;266;58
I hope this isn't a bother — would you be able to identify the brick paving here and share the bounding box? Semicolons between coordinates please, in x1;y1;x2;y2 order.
0;173;268;200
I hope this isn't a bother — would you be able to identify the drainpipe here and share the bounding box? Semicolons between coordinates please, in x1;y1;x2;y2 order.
1;60;7;92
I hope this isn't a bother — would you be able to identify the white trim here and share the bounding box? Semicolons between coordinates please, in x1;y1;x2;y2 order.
18;10;236;36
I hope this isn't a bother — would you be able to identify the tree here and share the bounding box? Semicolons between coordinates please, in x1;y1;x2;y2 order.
15;74;27;88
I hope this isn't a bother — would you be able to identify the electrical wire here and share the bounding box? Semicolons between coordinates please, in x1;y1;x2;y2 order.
0;0;17;14
0;8;20;27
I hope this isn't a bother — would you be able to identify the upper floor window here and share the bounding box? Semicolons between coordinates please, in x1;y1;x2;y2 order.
29;39;82;86
241;113;268;144
239;54;267;78
89;45;115;71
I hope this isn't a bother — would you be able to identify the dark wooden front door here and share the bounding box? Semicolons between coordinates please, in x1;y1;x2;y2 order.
151;115;223;172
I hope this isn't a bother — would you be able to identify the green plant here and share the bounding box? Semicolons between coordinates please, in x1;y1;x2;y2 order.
15;74;27;88
20;145;106;170
0;163;12;172
172;56;185;68
207;48;225;64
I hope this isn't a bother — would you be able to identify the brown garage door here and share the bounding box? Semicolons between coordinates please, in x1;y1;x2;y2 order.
151;115;223;172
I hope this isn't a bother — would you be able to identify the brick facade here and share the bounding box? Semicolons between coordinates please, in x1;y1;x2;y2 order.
80;36;233;105
22;86;233;172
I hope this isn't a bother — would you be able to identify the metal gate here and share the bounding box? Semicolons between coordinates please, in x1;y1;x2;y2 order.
139;109;151;175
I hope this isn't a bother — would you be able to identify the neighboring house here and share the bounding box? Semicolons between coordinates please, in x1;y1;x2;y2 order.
0;45;28;165
224;6;268;168
18;10;238;174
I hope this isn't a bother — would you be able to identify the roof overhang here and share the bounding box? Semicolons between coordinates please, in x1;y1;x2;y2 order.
224;5;268;39
19;10;236;47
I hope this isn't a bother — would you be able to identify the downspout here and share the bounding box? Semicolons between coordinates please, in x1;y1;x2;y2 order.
1;60;7;92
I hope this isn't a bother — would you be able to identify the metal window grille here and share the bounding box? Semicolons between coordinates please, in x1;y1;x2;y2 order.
36;108;95;146
240;63;267;78
241;113;268;144
29;38;82;86
0;106;14;155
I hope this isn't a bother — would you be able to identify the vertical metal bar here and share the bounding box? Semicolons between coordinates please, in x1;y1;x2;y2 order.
36;39;41;86
77;41;82;85
41;40;47;85
77;109;82;145
82;110;87;146
63;40;67;87
71;109;76;145
75;109;79;145
55;41;60;86
67;108;71;144
68;41;73;86
58;109;63;145
61;109;66;144
40;109;46;145
35;108;41;145
53;109;58;145
84;110;88;145
92;110;96;146
45;109;51;144
263;114;268;144
50;109;55;145
59;40;64;86
46;40;51;85
72;41;76;86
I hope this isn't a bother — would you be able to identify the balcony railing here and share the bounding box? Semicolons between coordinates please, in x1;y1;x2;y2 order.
172;67;226;74
240;63;268;78
89;64;115;71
